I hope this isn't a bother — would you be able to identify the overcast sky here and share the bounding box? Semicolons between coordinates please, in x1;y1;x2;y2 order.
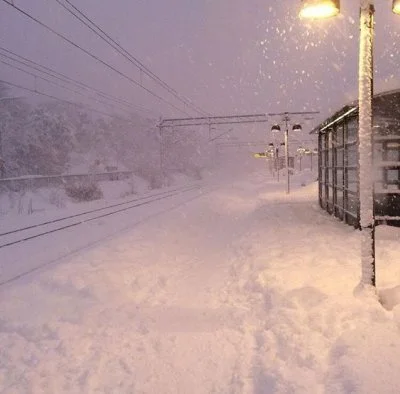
1;0;399;135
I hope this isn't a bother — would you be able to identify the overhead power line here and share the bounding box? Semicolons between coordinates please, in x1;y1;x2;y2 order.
0;57;139;116
160;113;269;128
0;78;140;123
54;0;210;117
0;51;157;117
0;0;191;116
0;46;156;116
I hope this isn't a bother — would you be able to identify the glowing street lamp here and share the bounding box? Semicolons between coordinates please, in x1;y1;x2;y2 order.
267;142;275;156
300;0;400;16
297;146;306;155
393;0;400;14
299;0;399;288
299;0;340;19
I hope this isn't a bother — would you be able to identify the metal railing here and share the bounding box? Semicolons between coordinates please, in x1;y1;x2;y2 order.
0;171;133;191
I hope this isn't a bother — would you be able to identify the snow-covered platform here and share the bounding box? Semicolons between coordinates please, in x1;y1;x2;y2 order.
1;170;400;393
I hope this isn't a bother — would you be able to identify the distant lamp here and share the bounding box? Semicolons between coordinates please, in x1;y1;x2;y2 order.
292;124;302;132
280;142;285;146
299;0;340;19
268;142;274;147
393;0;400;14
271;124;281;132
297;146;306;154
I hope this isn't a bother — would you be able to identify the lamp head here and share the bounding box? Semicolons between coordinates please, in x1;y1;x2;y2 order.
271;124;281;132
297;146;306;154
292;124;302;132
393;0;400;15
299;0;340;19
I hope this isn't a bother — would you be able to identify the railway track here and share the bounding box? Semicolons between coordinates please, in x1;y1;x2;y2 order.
0;182;208;286
0;183;202;249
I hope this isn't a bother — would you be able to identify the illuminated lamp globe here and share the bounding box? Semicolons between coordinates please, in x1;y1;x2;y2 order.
271;124;281;132
299;0;340;19
393;0;400;15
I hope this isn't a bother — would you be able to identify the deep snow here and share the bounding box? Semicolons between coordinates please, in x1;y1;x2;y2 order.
1;168;400;393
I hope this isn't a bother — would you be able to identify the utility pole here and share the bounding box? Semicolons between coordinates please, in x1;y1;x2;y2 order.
276;146;280;182
284;115;290;194
269;110;319;194
0;122;3;158
158;124;164;176
0;124;4;179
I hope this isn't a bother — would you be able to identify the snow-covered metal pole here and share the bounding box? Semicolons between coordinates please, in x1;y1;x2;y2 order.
358;0;375;287
158;123;164;175
276;147;280;182
284;116;290;194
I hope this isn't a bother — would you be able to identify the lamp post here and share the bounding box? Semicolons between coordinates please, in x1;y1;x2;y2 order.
267;142;275;176
297;146;307;171
270;111;318;194
312;148;318;171
299;0;400;287
272;142;282;182
271;119;301;194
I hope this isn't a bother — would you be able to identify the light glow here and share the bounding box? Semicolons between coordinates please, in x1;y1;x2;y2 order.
299;0;340;19
393;0;400;15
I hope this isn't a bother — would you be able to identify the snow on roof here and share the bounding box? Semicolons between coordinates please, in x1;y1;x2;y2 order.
311;88;400;134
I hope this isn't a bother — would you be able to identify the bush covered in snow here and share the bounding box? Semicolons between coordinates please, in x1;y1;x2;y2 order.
64;181;103;202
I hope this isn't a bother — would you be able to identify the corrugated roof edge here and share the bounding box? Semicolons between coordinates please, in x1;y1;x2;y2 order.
310;88;400;134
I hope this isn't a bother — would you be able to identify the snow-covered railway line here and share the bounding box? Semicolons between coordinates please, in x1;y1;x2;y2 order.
0;183;207;285
0;183;201;249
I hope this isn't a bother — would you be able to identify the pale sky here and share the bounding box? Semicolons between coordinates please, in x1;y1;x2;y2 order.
1;0;399;132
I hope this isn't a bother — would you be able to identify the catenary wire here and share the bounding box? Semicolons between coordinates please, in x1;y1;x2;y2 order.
0;46;157;116
0;78;141;123
60;0;207;115
55;0;210;116
0;0;191;116
0;55;157;119
0;57;139;116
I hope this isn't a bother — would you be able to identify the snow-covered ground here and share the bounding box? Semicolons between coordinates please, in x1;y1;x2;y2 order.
1;167;400;393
